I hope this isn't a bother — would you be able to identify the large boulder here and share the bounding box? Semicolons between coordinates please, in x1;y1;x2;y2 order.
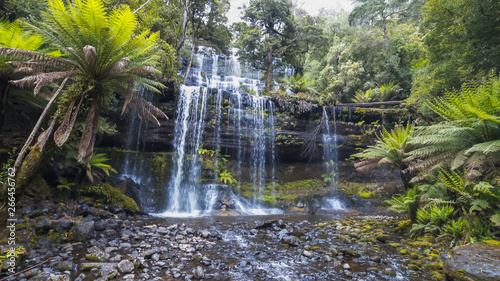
67;221;95;242
442;243;500;281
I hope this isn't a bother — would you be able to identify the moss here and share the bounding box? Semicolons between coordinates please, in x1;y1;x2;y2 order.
238;179;325;204
410;253;420;260
358;191;372;198
400;249;408;255
79;183;139;212
408;263;420;271
484;240;500;247
431;271;445;280
85;254;104;262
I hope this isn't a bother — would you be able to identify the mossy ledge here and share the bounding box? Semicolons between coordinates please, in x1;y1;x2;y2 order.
79;183;139;213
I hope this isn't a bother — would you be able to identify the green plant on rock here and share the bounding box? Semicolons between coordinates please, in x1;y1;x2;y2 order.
218;171;236;185
285;73;315;94
80;183;139;212
86;153;117;183
56;177;76;193
438;168;499;216
353;123;415;189
197;144;215;157
410;205;455;238
351;88;376;103
378;82;401;101
384;187;420;221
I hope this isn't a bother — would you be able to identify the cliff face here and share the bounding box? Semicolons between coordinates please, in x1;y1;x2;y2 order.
101;99;395;163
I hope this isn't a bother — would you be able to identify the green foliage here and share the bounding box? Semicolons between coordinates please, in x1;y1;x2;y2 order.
56;178;76;192
384;187;419;214
0;19;43;50
412;0;500;98
86;153;117;183
353;123;415;172
285;73;315;94
410;205;455;237
234;0;297;91
197;144;215;157
351;88;376;103
2;0;166;164
80;183;139;212
409;77;500;175
218;171;236;185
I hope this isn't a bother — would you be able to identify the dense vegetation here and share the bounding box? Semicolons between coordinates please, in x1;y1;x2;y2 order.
0;0;499;247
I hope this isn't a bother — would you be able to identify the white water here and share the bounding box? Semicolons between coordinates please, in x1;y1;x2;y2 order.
324;198;346;210
157;47;282;217
322;106;339;188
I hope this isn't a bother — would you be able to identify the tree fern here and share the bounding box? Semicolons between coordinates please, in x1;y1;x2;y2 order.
2;0;167;166
409;77;500;175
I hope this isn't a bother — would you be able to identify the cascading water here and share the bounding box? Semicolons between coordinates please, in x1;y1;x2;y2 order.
321;106;346;212
158;47;281;217
321;106;338;188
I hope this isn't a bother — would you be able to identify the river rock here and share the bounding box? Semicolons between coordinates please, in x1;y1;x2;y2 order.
68;221;95;242
54;219;71;233
95;220;107;231
100;266;118;279
35;217;52;234
118;260;135;274
193;266;205;279
28;273;70;281
442;243;500;281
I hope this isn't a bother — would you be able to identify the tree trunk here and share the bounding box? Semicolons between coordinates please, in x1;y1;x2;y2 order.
175;0;190;54
183;34;197;85
399;168;412;190
14;77;68;171
381;13;390;56
265;44;273;93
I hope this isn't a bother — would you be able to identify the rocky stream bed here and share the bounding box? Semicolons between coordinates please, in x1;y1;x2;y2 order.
1;198;469;281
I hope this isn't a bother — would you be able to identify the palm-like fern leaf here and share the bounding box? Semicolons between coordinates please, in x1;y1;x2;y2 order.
2;0;167;164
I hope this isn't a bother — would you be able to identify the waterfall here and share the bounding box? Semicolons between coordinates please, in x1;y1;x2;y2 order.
157;47;281;217
322;106;338;189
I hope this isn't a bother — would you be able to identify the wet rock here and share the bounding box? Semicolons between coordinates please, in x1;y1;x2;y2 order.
28;273;70;281
442;243;500;281
35;217;52;234
86;246;108;261
193;266;205;279
376;234;389;243
80;263;118;271
68;221;95;242
256;219;278;229
200;230;211;238
74;204;89;217
118;260;134;274
343;263;351;270
57;261;73;272
142;249;158;258
95;221;107;231
109;204;124;214
100;266;118;279
302;250;313;258
281;236;300;247
54;219;71;233
220;194;235;209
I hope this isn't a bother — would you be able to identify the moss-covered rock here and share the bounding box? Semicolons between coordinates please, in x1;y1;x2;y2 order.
79;183;139;213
